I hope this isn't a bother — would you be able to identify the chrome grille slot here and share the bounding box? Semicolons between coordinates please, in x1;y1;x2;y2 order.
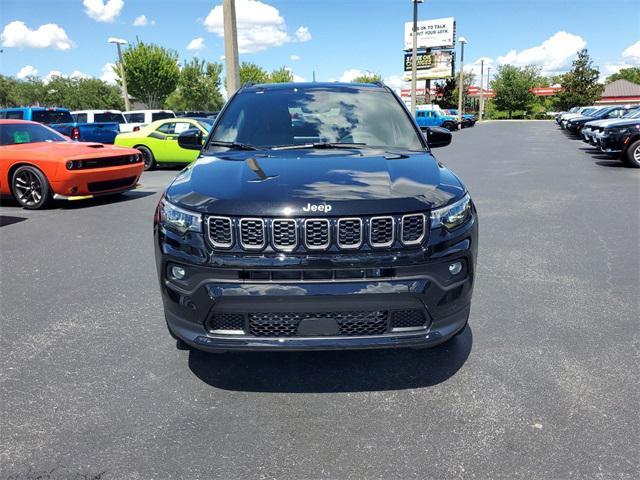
304;219;330;250
369;216;394;247
271;219;298;251
239;218;266;250
401;213;426;245
337;218;363;249
207;216;233;248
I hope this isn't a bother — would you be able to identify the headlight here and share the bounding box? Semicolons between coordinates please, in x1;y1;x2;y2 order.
158;199;202;234
430;194;472;231
606;127;629;135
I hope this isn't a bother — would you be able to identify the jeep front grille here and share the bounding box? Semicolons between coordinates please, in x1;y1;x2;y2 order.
272;219;298;251
337;218;363;249
239;218;265;249
401;214;426;245
206;213;427;252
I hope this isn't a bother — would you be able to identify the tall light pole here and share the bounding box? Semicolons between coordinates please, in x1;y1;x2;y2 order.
410;0;423;116
223;0;240;95
479;59;484;121
457;37;467;118
108;37;130;111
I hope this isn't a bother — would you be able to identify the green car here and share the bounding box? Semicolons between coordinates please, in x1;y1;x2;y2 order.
114;117;213;170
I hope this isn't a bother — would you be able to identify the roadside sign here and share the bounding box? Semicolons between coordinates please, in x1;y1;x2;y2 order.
404;17;456;50
403;51;454;80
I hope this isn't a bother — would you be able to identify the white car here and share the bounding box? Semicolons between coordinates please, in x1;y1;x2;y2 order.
123;110;176;132
71;109;134;133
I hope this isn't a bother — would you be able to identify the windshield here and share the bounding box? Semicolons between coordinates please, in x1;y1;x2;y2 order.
623;108;640;118
32;110;73;124
0;123;66;145
210;86;424;151
95;112;126;123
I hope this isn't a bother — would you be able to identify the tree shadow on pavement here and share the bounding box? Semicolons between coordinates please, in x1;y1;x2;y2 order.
188;326;473;393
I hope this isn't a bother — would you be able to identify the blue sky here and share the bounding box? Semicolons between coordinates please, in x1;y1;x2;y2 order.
1;0;639;90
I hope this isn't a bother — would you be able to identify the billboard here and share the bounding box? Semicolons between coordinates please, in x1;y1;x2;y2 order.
403;51;454;80
404;17;456;50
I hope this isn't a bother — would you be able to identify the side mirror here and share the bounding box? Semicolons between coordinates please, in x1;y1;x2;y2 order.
178;129;204;150
425;126;452;148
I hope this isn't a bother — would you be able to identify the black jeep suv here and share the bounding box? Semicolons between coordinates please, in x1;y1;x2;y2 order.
154;82;478;352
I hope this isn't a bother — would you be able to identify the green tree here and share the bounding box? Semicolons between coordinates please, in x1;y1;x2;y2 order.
43;76;123;110
351;72;382;83
269;67;294;83
554;49;603;111
239;62;270;85
165;58;224;111
119;41;180;108
492;65;538;118
605;67;640;85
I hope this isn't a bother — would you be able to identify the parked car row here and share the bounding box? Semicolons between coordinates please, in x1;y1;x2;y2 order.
414;105;477;131
556;105;640;168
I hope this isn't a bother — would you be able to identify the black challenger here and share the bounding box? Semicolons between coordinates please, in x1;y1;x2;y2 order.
154;82;478;352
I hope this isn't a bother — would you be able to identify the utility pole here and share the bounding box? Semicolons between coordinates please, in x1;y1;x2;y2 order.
223;0;240;95
457;36;466;119
108;38;130;111
410;0;423;116
479;59;484;121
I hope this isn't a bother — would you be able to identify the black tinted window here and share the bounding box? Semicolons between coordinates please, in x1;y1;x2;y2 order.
74;113;88;123
32;110;73;124
152;112;175;121
5;111;24;119
0;123;66;145
95;112;126;123
156;122;175;134
212;86;423;150
125;113;145;123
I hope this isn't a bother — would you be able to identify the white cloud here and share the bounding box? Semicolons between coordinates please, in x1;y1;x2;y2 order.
204;0;311;53
132;14;155;27
497;31;586;75
295;26;311;42
69;70;89;79
16;65;38;79
293;74;305;82
187;37;205;51
1;21;74;50
290;54;301;61
40;70;89;84
339;69;376;82
622;40;640;64
83;0;124;23
464;57;494;85
383;75;406;93
43;70;63;84
100;62;119;84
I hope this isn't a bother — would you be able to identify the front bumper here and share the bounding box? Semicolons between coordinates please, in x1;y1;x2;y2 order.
50;163;144;197
598;133;625;153
155;213;478;352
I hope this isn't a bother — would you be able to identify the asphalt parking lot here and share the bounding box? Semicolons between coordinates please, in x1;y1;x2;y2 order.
1;121;639;479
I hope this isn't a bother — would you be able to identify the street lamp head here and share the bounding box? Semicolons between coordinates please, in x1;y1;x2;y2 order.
459;36;467;44
108;37;128;45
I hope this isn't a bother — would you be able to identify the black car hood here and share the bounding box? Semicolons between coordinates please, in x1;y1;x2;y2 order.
166;149;465;216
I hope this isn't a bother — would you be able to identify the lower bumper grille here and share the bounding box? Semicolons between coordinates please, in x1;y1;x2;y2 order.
87;176;136;193
206;309;426;337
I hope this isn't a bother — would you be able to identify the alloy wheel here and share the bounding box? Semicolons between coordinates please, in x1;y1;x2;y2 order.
13;169;43;207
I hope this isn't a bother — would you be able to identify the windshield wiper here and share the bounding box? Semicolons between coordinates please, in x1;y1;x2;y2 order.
271;142;367;151
209;140;258;151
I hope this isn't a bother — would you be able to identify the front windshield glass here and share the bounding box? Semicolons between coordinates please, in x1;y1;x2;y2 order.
0;123;66;145
196;119;214;131
210;86;424;151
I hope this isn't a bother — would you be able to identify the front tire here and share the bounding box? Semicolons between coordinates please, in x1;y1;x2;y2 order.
622;139;640;168
137;146;156;171
11;166;52;209
443;122;456;131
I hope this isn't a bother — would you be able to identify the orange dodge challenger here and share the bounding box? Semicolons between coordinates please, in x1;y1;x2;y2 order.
0;120;144;209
